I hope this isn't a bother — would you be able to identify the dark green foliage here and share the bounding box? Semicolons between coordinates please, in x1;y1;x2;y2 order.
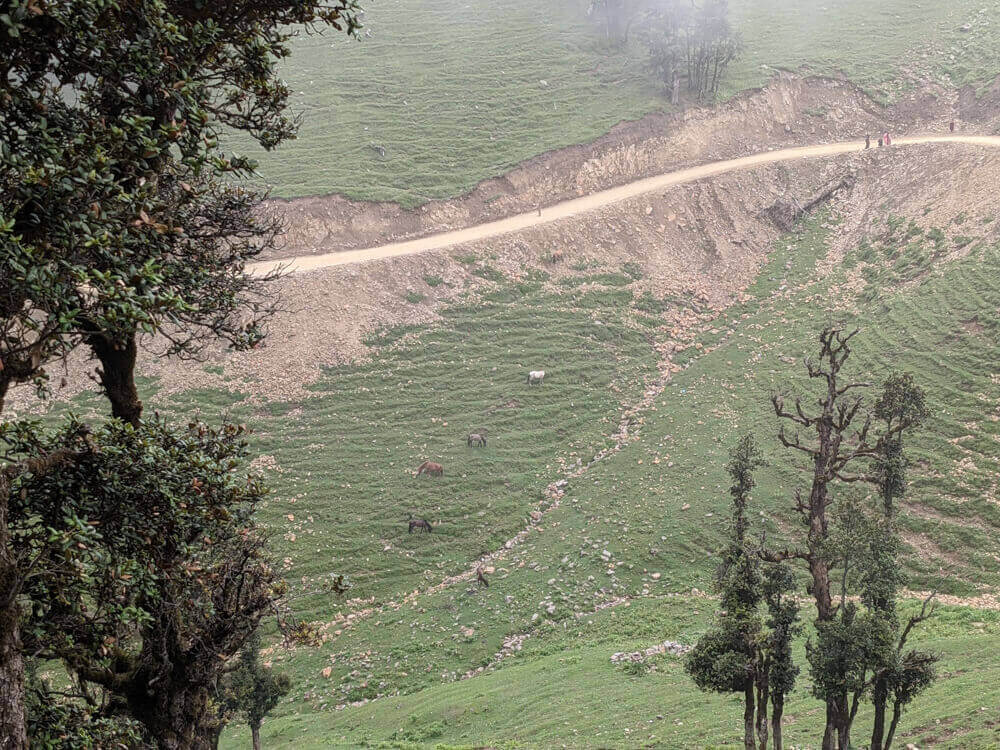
685;436;767;702
766;329;941;750
863;375;937;750
761;565;800;700
719;434;764;612
686;624;758;694
687;434;798;750
6;417;280;745
807;603;892;704
222;632;292;747
24;661;147;750
1;0;361;405
1;1;362;744
874;373;930;437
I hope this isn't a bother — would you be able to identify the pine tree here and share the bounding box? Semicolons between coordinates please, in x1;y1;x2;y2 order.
686;434;797;750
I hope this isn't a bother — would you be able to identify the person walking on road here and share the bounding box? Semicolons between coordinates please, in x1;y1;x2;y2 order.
950;120;956;133
865;134;871;149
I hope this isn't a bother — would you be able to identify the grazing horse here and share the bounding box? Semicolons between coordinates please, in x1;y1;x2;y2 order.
415;460;444;477
467;432;487;448
409;518;432;534
476;566;490;587
526;370;545;386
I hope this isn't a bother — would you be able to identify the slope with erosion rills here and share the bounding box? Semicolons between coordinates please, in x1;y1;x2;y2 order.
3;146;855;414
222;201;1000;749
267;74;974;259
12;140;1000;418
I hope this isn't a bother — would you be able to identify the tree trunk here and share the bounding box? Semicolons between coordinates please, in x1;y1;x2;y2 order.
123;662;214;750
808;446;838;750
0;483;27;750
812;551;841;750
743;684;756;750
870;676;888;750
771;693;784;750
199;715;225;750
252;724;261;750
88;332;142;426
756;674;769;750
0;591;27;750
837;700;850;750
884;700;904;750
822;701;837;750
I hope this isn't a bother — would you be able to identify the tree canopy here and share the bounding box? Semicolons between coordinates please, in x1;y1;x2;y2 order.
1;0;363;745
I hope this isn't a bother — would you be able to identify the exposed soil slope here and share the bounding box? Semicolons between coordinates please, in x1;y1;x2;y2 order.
9;78;1000;414
251;135;1000;277
264;74;983;258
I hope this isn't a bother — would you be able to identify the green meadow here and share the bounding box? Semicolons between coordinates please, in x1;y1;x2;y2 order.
79;205;997;747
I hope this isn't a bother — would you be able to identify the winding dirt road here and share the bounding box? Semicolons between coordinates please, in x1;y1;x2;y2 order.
250;135;1000;277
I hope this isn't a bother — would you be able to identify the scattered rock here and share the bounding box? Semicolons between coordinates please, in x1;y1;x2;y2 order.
611;640;691;663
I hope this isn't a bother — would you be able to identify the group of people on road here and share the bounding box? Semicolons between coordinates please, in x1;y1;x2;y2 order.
865;131;893;149
864;120;958;150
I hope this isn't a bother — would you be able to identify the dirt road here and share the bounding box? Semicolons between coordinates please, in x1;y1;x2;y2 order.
250;135;1000;277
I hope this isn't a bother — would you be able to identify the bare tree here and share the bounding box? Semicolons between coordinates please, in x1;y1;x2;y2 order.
762;328;929;750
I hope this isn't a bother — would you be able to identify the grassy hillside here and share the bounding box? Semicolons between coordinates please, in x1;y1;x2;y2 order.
106;205;994;748
726;0;1000;99
233;0;663;205
229;0;1000;205
226;599;1000;749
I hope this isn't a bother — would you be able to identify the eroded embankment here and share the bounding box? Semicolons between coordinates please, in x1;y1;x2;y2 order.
8;77;1000;414
263;74;983;260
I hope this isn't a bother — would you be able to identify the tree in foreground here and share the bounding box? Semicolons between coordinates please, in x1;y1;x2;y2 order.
763;328;936;750
1;0;361;744
686;434;798;750
7;417;281;746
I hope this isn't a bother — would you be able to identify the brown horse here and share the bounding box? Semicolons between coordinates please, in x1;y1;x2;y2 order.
476;566;490;587
409;518;432;534
415;460;443;477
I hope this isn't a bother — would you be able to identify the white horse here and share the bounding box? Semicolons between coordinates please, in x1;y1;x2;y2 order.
527;370;545;385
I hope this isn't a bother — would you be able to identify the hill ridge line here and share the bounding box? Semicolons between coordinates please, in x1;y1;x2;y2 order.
250;135;1000;277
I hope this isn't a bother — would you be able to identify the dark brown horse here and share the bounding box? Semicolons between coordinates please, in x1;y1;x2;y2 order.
409;518;432;534
476;566;489;587
415;460;443;477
